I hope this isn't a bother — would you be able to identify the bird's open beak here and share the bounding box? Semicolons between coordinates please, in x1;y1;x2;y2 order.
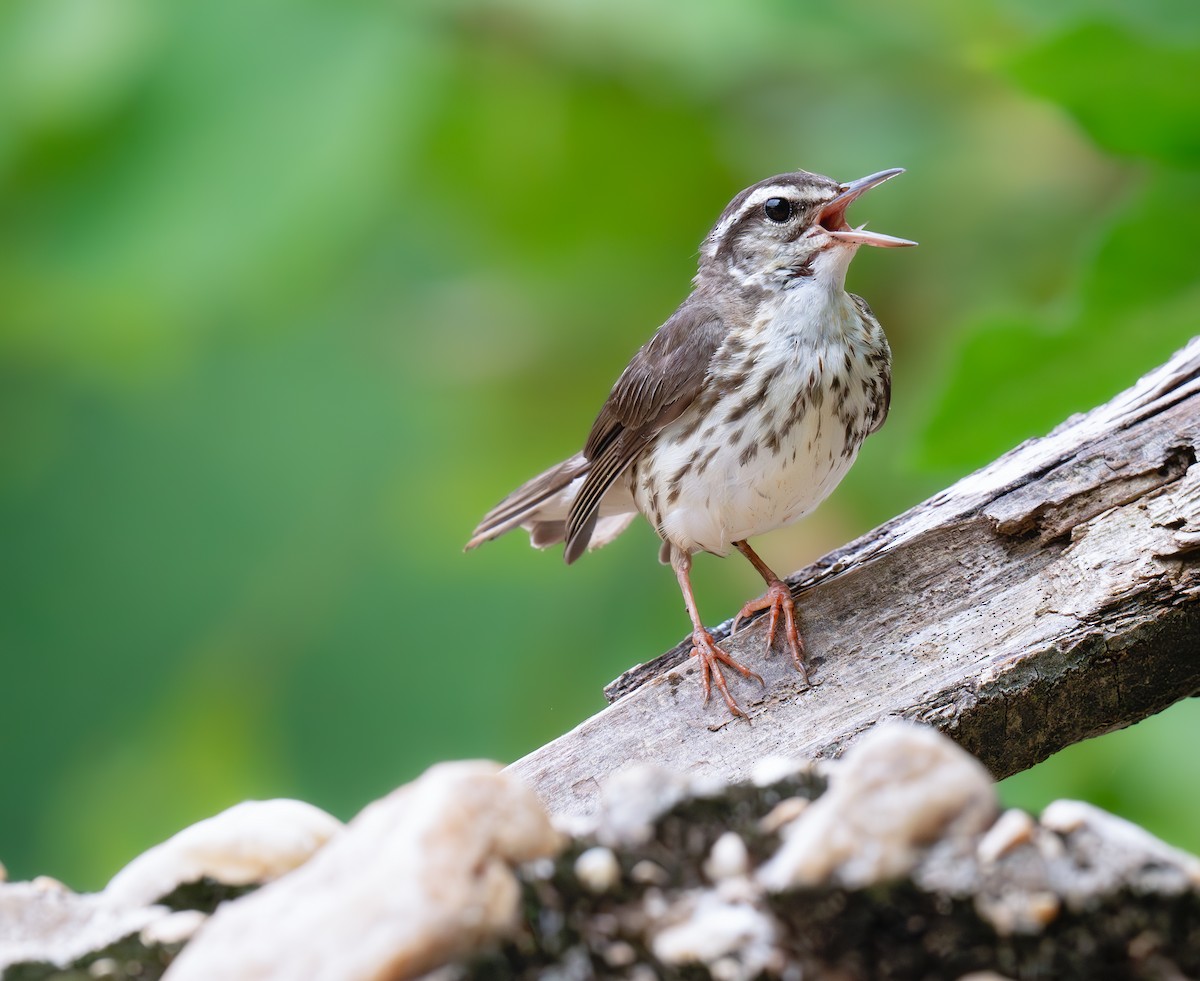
820;168;917;248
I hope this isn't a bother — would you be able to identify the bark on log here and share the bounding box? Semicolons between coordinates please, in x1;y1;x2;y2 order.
509;338;1200;816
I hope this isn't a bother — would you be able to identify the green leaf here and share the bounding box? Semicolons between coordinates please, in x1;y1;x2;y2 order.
1008;22;1200;165
917;170;1200;473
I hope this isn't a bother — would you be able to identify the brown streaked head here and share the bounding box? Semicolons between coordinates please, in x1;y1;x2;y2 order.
699;168;915;290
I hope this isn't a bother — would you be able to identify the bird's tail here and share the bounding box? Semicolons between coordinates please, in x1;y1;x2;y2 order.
466;452;636;557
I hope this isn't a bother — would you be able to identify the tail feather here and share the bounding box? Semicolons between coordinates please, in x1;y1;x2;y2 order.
466;452;637;556
466;453;588;550
529;521;565;548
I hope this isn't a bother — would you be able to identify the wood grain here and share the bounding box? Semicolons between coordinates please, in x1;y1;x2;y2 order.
508;339;1200;816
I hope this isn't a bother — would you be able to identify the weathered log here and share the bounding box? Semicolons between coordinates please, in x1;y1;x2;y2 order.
509;338;1200;816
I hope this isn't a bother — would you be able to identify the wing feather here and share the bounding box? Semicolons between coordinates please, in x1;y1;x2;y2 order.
563;298;727;562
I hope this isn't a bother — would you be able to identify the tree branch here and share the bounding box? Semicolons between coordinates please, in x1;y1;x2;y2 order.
509;338;1200;815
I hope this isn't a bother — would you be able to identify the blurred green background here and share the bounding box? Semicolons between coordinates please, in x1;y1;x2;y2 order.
1;0;1198;890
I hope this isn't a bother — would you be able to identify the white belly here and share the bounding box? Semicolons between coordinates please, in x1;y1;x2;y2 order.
642;387;859;556
631;289;886;557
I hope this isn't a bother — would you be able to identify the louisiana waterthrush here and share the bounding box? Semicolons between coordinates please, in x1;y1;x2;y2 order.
468;168;915;718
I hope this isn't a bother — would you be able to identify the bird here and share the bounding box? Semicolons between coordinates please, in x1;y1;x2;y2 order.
467;167;915;718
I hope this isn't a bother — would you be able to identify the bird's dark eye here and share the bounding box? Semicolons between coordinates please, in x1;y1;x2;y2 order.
763;197;793;223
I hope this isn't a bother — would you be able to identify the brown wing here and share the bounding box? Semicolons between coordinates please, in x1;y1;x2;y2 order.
563;297;727;563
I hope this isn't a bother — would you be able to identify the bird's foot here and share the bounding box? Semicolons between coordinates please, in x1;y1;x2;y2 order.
689;629;764;719
733;579;809;684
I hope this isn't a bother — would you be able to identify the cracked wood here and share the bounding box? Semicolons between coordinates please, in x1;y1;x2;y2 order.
508;339;1200;816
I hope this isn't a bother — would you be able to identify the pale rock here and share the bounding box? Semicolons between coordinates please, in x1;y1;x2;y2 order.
704;832;749;882
749;756;808;787
162;760;562;981
574;846;621;894
650;888;777;980
975;888;1061;936
523;856;556;881
603;940;637;967
32;875;69;893
104;798;342;908
594;765;692;846
1041;799;1200;892
549;811;596;840
758;797;809;835
758;722;996;890
140;909;209;946
641;887;669;918
977;809;1037;866
0;882;162;972
629;859;669;886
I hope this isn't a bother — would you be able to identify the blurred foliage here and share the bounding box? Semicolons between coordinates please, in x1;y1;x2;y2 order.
0;0;1197;890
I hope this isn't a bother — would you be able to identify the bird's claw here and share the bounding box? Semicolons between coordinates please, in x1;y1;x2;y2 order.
733;579;809;684
689;629;764;719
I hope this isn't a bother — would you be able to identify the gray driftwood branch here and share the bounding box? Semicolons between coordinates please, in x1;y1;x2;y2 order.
510;337;1200;815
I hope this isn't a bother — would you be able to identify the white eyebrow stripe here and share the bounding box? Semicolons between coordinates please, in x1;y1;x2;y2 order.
708;184;832;246
736;184;831;215
700;171;847;263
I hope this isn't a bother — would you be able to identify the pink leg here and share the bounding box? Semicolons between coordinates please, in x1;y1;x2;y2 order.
731;540;809;685
670;547;764;719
